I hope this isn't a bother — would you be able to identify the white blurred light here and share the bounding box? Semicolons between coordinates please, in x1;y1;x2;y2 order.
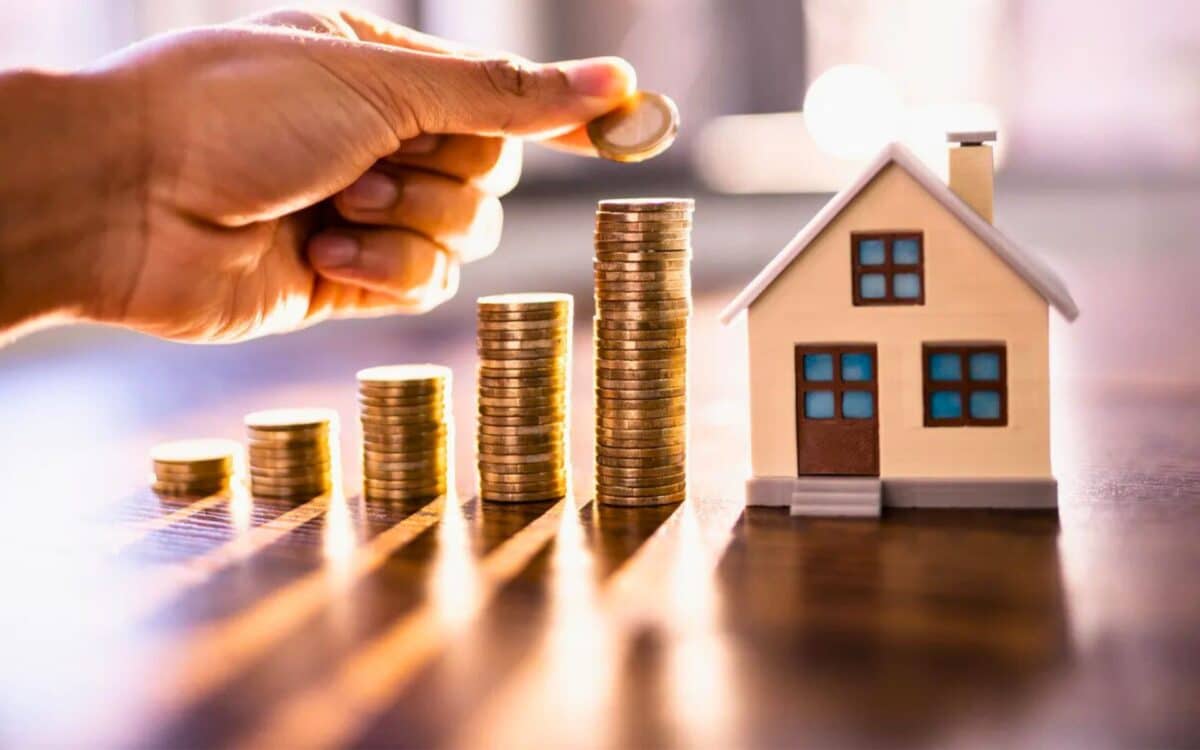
804;64;903;160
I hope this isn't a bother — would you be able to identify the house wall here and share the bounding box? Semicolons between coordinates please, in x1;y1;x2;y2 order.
747;163;1051;479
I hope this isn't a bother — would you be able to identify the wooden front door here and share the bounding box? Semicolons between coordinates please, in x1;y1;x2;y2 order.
794;344;880;476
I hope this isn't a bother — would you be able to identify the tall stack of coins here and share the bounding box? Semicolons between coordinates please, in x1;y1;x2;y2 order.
244;408;336;500
476;293;572;503
593;198;693;506
358;364;450;501
150;438;238;497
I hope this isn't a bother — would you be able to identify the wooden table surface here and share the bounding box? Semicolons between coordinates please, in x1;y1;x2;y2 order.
1;190;1199;748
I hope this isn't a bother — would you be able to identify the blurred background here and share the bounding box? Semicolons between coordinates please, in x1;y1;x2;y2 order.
0;0;1197;505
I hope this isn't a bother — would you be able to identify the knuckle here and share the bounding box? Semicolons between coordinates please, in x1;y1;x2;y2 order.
479;57;537;99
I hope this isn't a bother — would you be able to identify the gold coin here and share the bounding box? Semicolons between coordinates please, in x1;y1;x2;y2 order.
594;347;686;362
475;450;559;465
596;463;685;479
587;92;679;163
476;439;565;456
596;479;687;496
475;335;566;350
477;357;567;371
595;209;692;223
478;291;572;310
356;363;449;388
153;463;232;482
596;491;686;507
477;414;565;428
363;454;446;472
358;379;445;396
364;487;445;502
475;477;564;489
478;456;563;471
477;384;564;399
357;396;446;413
597;416;687;431
151;479;230;497
596;443;686;459
593;257;690;270
480;481;567;496
596;387;686;402
595;228;690;241
476;422;565;437
595;315;688;330
594;219;692;233
476;318;570;332
595;376;683;390
478;468;566;483
595;309;690;323
358;403;446;419
481;489;567;503
477;372;566;388
596;454;685;470
244;407;336;431
477;432;563;447
594;269;688;282
478;408;567;423
360;477;446;494
597;398;686;414
476;327;568;342
598;197;693;212
150;438;238;467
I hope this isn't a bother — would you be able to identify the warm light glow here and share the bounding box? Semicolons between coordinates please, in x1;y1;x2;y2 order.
428;493;481;631
804;64;904;160
662;501;736;746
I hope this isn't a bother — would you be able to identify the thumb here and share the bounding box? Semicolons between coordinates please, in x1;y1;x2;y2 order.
333;45;637;138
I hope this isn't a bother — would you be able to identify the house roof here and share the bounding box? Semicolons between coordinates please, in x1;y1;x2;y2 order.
718;142;1080;324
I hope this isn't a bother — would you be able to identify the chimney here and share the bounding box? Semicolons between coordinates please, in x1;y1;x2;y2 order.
947;130;996;223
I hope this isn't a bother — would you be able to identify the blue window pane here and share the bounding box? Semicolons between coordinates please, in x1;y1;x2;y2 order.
970;390;1002;419
969;352;1001;381
893;238;920;264
860;273;886;299
803;353;833;381
894;273;921;299
929;352;962;381
930;391;963;419
841;352;873;381
842;391;874;419
805;391;835;419
858;238;885;265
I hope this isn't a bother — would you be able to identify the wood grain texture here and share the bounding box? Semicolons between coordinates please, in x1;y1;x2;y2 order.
0;285;1196;749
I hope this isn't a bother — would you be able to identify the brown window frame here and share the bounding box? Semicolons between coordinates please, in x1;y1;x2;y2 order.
794;344;879;423
922;343;1008;427
851;231;925;306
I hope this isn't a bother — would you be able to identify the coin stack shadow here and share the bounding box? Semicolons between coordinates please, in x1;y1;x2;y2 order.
593;198;693;506
151;438;238;497
244;408;336;500
476;293;572;503
358;364;450;501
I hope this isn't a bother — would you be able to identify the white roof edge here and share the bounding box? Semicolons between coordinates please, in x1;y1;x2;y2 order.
718;142;1079;325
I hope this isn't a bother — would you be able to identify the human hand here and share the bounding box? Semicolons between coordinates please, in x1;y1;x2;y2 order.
0;8;635;342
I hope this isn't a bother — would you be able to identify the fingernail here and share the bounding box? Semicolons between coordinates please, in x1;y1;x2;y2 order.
309;234;359;268
398;133;442;154
560;57;636;99
342;172;398;210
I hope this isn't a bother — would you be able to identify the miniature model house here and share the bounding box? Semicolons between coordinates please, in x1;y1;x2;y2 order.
719;132;1078;517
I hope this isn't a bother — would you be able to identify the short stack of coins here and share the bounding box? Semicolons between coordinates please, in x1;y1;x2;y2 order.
476;293;572;502
358;364;450;501
150;438;238;497
244;408;336;500
593;198;693;506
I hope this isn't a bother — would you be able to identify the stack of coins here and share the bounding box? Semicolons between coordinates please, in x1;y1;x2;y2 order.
593;198;693;506
358;364;450;501
244;408;336;500
476;293;572;503
150;438;238;497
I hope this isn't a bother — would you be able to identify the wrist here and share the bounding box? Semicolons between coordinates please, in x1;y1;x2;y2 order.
0;67;142;336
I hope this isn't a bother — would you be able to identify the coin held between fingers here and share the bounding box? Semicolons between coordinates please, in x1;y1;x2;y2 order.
587;91;680;163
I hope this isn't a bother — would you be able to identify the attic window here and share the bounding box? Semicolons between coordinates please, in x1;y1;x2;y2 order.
851;232;924;306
